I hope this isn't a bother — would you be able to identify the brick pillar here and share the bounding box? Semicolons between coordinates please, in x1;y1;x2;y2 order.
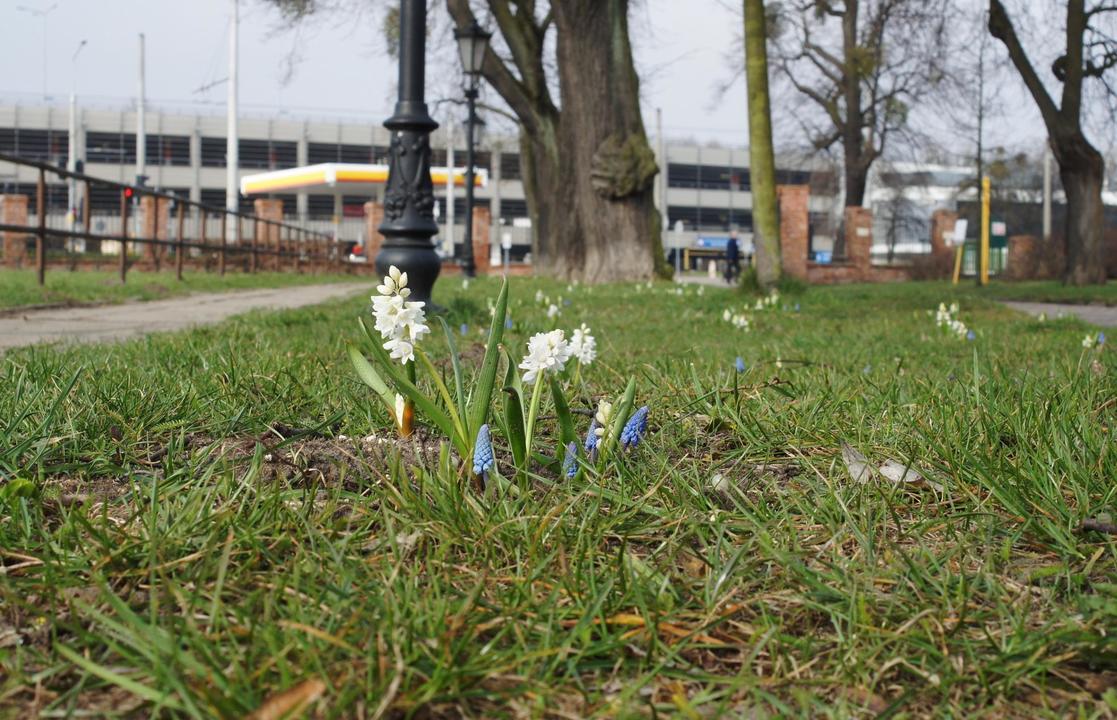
844;206;873;273
777;185;809;281
929;209;958;257
1;194;29;268
253;198;284;269
471;206;492;274
364;201;385;262
1007;234;1038;280
140;196;170;267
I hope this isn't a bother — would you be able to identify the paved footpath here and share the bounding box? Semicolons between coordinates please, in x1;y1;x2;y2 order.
0;282;370;350
1000;301;1117;328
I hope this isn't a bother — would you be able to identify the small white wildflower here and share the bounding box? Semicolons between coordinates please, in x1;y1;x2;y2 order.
1083;333;1097;349
534;289;545;303
722;309;732;322
775;355;783;369
519;329;572;384
462;278;470;290
569;324;597;365
547;303;561;319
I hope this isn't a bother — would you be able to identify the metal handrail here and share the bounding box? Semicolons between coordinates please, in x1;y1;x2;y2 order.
0;151;355;285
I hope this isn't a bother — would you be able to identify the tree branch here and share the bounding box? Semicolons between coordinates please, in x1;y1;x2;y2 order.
988;0;1062;131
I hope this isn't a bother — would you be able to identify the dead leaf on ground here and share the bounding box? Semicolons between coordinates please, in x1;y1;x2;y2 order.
246;678;326;720
841;442;943;491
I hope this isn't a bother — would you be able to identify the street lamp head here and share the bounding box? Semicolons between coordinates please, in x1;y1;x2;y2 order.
454;19;491;80
468;113;486;148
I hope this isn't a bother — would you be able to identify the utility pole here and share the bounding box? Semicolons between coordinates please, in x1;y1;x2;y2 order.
68;39;87;239
1042;142;1052;240
136;33;146;186
445;116;455;258
226;0;240;243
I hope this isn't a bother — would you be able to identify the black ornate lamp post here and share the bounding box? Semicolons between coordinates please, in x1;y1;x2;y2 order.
375;0;440;303
454;19;491;278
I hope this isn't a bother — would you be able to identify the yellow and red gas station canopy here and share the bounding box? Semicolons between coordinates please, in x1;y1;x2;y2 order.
240;163;488;195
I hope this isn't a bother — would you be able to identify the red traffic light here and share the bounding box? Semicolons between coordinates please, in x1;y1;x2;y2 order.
123;187;134;199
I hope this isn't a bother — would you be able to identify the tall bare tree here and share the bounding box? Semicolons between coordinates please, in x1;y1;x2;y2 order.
771;0;950;254
989;0;1115;285
446;1;665;281
264;0;666;282
744;0;782;286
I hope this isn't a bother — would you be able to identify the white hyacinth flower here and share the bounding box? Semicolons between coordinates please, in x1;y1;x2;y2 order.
594;400;613;439
547;303;561;319
369;265;429;364
1083;333;1096;349
569;324;597;365
519;329;572;384
722;309;732;322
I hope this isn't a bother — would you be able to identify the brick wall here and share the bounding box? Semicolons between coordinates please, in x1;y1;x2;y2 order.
253;198;284;269
929;209;958;257
363;201;385;263
139;196;170;267
845;206;873;269
1;194;29;268
471;206;492;275
777;185;809;281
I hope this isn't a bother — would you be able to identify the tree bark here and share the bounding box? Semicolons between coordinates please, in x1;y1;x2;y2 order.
1059;138;1106;284
541;0;663;282
988;0;1107;285
744;0;782;287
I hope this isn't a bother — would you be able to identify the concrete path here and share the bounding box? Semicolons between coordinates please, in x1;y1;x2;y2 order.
0;282;370;350
1000;301;1117;328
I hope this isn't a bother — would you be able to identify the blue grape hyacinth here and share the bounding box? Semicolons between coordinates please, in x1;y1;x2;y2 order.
620;406;649;449
562;441;578;478
735;356;746;373
584;418;600;453
472;424;494;477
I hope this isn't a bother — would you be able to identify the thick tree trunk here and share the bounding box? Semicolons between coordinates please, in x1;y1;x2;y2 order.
1057;135;1106;285
744;0;781;287
531;0;662;282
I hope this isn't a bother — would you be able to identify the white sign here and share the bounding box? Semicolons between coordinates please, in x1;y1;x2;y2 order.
501;232;512;250
952;219;968;244
992;221;1007;236
856;227;870;237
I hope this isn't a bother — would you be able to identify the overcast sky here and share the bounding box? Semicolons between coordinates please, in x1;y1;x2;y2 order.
1;0;1054;156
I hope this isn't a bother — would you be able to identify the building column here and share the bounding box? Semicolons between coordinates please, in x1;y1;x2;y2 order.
189;122;202;204
296;122;309;222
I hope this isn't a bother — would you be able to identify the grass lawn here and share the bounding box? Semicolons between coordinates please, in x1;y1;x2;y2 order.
0;268;364;310
1;278;1114;717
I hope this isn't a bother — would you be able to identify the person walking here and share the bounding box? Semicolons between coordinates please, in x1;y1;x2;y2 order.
725;234;740;284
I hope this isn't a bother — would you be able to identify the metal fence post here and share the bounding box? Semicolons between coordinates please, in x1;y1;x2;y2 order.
35;168;46;286
175;202;186;280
